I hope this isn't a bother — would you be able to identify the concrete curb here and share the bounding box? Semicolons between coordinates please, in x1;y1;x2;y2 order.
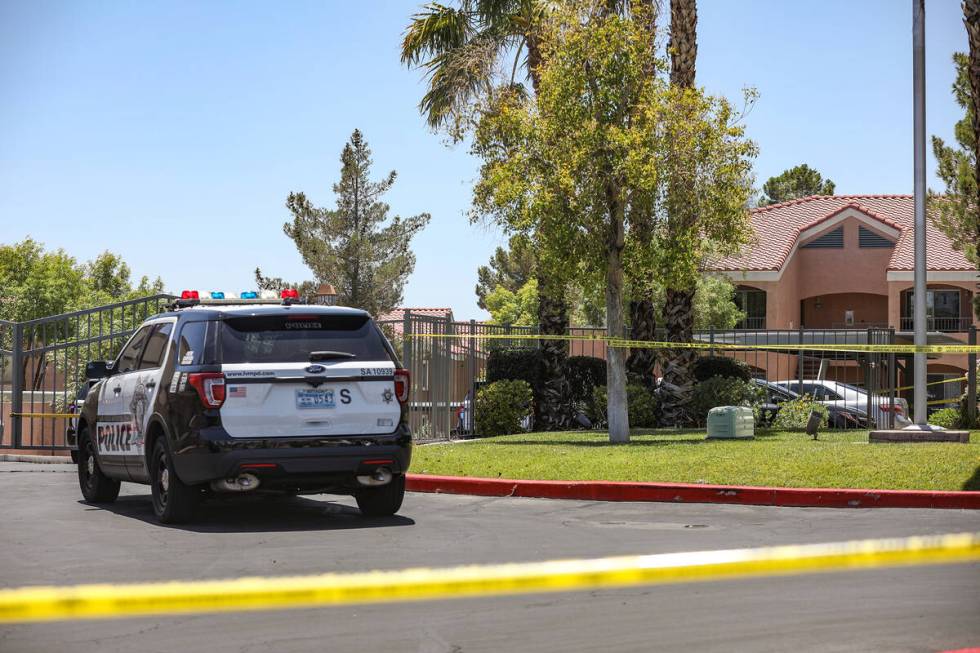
405;474;980;510
0;454;73;464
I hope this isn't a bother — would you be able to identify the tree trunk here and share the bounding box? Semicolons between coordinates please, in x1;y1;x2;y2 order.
606;184;630;443
965;0;980;320
660;287;697;426
626;294;657;388
536;271;571;431
660;0;699;425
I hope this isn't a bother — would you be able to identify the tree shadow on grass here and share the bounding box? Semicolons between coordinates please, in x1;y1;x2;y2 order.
962;466;980;491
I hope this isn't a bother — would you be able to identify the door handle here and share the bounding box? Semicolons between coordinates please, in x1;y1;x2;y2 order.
145;381;156;389
113;387;122;395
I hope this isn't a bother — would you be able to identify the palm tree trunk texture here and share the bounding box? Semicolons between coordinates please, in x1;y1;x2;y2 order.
626;296;658;388
628;0;660;389
536;273;572;430
660;0;699;426
965;0;980;298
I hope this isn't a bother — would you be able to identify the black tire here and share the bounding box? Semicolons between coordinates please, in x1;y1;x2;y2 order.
78;429;120;503
355;474;406;517
150;438;199;524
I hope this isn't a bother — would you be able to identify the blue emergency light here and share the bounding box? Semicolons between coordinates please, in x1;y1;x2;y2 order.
210;291;225;299
240;291;258;299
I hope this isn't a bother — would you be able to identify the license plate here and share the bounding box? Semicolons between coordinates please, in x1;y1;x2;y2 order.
296;389;335;409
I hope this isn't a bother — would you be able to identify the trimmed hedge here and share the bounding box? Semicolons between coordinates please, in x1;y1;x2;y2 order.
692;356;752;383
566;356;606;404
475;380;533;437
589;384;658;428
486;347;542;388
689;376;763;426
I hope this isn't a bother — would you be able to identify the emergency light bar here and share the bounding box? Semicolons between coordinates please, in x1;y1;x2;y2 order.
171;289;304;309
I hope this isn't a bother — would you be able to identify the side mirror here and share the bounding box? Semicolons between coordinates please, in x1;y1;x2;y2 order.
86;361;112;380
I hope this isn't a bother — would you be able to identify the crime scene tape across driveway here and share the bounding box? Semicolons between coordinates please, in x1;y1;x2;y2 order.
407;332;980;354
0;532;977;624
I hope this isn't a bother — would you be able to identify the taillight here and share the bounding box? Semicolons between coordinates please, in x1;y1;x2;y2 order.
188;372;226;408
394;368;409;405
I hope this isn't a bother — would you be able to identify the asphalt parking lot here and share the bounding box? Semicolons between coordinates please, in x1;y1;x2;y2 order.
0;461;978;653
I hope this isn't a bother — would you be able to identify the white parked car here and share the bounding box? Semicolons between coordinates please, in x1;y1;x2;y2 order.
774;379;911;428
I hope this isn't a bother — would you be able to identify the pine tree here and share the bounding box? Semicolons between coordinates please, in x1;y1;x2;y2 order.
282;130;431;316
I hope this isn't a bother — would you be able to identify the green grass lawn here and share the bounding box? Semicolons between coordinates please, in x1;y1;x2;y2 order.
412;430;980;491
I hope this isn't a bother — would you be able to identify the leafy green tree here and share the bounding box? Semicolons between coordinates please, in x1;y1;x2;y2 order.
931;50;980;311
282;130;431;317
475;234;536;310
694;275;744;330
484;278;538;325
0;238;86;323
253;268;317;301
759;164;836;206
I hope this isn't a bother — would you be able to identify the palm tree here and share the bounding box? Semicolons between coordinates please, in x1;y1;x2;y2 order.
626;0;661;389
401;1;545;130
403;1;573;429
658;0;699;426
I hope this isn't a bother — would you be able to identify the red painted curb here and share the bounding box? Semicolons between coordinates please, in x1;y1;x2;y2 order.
405;474;980;510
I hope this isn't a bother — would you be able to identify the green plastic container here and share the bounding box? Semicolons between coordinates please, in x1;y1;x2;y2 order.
706;406;755;439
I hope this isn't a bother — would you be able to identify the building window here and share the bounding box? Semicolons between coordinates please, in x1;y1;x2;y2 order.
801;227;843;248
734;287;766;329
900;289;966;331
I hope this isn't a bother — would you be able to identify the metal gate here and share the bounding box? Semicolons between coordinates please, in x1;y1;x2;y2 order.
1;295;175;451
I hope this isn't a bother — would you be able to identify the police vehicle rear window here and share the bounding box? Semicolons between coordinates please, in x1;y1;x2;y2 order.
217;314;391;364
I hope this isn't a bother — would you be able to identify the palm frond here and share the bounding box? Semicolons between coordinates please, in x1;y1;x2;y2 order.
418;33;502;127
401;2;476;66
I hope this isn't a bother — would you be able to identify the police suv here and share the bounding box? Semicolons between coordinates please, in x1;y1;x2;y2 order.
71;290;411;524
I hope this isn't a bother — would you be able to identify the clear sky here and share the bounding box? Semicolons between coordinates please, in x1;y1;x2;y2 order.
0;0;969;320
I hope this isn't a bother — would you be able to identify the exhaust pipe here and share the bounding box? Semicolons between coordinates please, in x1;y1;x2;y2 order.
356;467;393;487
210;473;260;492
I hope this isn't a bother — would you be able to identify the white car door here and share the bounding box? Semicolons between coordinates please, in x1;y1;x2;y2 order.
118;320;174;476
96;325;153;478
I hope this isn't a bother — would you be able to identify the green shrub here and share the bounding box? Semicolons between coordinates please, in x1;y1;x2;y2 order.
930;407;961;429
589;384;658;429
692;356;751;383
689;376;763;426
566;356;606;404
956;392;979;429
771;397;828;430
486;347;542;388
475;380;533;437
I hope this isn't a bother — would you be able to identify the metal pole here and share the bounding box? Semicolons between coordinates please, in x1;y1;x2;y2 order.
912;0;928;426
10;322;23;448
969;325;977;427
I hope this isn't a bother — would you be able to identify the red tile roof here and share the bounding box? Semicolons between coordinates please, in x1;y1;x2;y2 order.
376;307;454;323
709;195;974;272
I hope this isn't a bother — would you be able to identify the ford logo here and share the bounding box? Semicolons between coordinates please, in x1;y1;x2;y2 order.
305;364;326;374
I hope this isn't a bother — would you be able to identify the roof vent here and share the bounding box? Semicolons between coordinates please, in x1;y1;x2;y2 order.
858;226;894;248
801;227;843;249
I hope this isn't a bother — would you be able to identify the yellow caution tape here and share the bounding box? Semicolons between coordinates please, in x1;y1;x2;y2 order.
0;532;977;624
407;332;980;354
889;375;968;393
10;413;76;419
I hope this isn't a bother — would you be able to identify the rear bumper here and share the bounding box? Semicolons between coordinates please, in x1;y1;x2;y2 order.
172;425;412;486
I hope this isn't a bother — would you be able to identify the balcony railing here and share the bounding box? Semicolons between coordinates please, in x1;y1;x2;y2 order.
899;316;973;332
735;316;766;329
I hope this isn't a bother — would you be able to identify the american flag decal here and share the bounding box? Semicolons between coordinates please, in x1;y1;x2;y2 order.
228;386;247;398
